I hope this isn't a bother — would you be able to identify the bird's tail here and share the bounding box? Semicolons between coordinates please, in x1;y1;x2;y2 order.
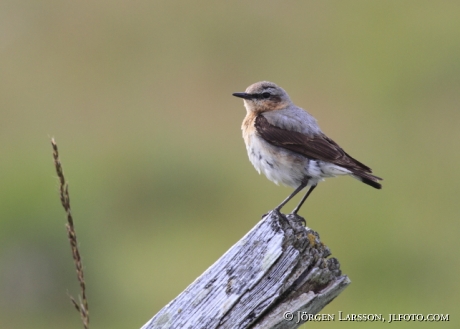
352;171;383;189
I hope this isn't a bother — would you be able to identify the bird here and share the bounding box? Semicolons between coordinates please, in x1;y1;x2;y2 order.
233;81;382;215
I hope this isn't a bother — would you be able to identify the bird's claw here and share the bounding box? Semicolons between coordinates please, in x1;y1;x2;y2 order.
287;212;307;226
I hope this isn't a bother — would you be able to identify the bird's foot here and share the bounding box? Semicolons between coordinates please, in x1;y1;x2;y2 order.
262;209;292;225
287;212;307;226
261;208;282;219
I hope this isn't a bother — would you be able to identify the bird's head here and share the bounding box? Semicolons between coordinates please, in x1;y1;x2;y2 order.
233;81;291;113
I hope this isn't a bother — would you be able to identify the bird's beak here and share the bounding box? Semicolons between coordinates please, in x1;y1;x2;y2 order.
232;92;253;100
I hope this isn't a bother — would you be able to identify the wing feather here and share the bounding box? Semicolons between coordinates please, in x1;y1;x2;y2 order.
254;114;382;187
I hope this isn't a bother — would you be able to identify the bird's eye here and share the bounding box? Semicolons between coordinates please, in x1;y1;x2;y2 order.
262;92;271;99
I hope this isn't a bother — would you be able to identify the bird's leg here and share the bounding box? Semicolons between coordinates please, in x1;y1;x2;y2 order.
273;180;308;213
291;184;317;215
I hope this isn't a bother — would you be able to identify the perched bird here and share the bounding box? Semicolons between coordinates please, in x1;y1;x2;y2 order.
233;81;382;214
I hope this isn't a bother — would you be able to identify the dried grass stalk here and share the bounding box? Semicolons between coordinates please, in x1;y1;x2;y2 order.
51;138;89;329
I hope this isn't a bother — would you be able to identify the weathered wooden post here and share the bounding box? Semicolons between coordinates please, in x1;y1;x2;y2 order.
141;211;350;329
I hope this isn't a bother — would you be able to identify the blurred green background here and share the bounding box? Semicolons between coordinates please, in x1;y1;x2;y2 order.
1;1;459;328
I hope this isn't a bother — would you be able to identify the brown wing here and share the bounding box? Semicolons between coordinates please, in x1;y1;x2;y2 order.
255;114;382;187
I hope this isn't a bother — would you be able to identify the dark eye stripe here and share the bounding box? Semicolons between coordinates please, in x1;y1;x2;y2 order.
250;93;271;99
